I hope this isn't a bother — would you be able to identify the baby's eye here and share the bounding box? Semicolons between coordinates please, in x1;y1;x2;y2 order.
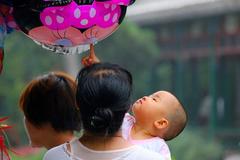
152;98;157;101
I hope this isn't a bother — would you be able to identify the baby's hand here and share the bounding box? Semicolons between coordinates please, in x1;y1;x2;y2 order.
81;44;100;67
81;55;100;67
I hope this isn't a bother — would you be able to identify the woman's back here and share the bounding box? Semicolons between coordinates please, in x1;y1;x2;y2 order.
44;138;163;160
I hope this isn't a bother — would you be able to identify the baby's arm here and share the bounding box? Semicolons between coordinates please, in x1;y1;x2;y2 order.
81;44;100;67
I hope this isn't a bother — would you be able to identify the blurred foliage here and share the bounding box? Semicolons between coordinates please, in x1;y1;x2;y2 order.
0;31;69;144
169;129;224;160
95;22;160;99
10;150;45;160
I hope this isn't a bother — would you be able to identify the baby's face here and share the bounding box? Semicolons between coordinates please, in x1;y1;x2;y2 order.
132;91;178;124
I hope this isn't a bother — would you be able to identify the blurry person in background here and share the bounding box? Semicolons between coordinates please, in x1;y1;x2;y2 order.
198;90;225;126
19;71;81;149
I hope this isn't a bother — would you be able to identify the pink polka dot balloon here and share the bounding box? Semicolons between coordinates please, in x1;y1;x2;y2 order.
12;0;135;54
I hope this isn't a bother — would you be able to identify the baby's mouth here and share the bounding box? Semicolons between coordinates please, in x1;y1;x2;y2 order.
136;99;142;104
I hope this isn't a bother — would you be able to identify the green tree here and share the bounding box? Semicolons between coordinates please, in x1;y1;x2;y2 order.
169;129;223;160
95;22;160;99
0;32;67;144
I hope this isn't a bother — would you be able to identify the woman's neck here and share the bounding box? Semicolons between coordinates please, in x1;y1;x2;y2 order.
79;131;132;151
45;131;74;149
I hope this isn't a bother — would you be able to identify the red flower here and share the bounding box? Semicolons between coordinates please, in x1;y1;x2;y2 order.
0;136;11;160
0;117;11;130
0;117;11;160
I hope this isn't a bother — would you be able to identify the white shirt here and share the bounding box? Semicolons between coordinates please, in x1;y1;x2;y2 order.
43;138;164;160
122;113;171;160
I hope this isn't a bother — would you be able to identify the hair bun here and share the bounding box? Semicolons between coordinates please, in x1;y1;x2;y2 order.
90;108;113;130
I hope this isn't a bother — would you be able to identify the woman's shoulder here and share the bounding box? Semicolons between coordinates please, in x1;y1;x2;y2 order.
43;143;70;160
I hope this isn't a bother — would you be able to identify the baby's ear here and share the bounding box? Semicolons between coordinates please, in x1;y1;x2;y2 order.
153;118;169;130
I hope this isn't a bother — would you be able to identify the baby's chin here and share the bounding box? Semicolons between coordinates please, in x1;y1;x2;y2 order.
132;103;137;109
132;103;140;113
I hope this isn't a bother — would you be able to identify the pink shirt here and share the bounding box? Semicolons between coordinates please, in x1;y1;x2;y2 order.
122;113;171;160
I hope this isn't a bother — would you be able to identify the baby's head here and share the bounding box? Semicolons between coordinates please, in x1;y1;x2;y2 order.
132;90;187;141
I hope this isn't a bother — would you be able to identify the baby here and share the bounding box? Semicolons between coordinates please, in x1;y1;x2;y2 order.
122;91;187;160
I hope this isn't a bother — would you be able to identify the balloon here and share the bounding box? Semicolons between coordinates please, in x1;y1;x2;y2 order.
12;0;135;54
29;22;119;54
0;1;13;7
0;2;18;74
0;14;6;73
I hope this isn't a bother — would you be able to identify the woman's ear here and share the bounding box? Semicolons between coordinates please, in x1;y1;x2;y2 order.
153;118;169;130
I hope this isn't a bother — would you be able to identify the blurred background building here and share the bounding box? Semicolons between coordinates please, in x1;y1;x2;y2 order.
127;0;240;154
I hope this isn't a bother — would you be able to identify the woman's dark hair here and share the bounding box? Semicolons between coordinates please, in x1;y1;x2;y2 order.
19;71;81;132
76;63;132;136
